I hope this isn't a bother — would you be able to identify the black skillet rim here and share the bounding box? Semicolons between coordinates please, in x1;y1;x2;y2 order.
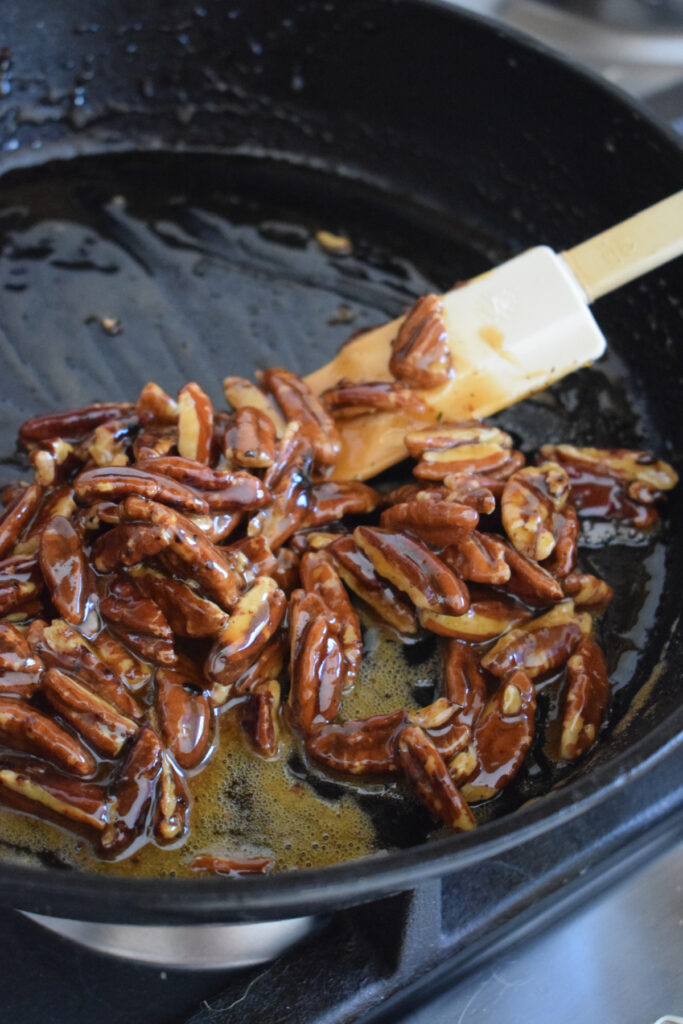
0;0;681;922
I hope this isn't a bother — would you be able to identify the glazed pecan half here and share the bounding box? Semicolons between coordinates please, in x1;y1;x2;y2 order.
559;638;610;760
389;294;452;389
501;462;570;562
260;367;340;466
397;724;475;831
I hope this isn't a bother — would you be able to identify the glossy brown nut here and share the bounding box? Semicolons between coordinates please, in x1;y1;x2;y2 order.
306;710;406;775
405;422;513;458
131;567;228;638
155;666;212;770
560;637;610;760
441;530;510;585
16;486;76;556
414;441;518;481
389;294;452;389
74;466;209;514
327;534;417;635
144;456;269;508
185;511;244;544
397;724;475;831
421;593;530;642
190;854;274;876
499;538;565;607
27;618;144;722
223;375;286;436
222;535;278;585
300;550;362;688
153;751;190;843
119;496;242;610
241;679;281;758
91;523;171;573
288;592;344;735
380;493;478;546
247;466;308;552
0;555;43;617
101;726;163;855
354;526;470;617
539;444;678;493
458;668;536;801
233;636;286;696
481;603;592;679
260;367;340;466
89;629;152;693
29;440;78;488
442;473;499;514
19;402;134;446
206;577;287;703
42;666;139;759
101;576;174;642
321;380;428;417
177;382;214;464
406;697;458;730
263;421;313;491
223;406;276;469
0;623;44;696
77;418;134;468
136;382;178;427
302;480;380;529
540;505;579;578
0;696;97;777
0;762;108;833
443;640;488;726
0;483;43;560
562;572;614;613
501;462;570;562
132;426;177;464
39;516;98;631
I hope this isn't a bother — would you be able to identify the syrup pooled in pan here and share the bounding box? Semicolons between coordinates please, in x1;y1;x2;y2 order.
0;153;677;877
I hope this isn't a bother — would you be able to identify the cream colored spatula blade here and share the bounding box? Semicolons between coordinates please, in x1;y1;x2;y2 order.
306;190;683;481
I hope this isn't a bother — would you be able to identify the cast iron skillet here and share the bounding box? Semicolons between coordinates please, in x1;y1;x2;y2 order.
0;0;680;923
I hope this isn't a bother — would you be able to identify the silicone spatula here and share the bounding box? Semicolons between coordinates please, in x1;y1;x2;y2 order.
306;190;683;481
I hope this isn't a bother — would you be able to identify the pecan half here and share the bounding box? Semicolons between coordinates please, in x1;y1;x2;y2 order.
144;457;268;510
420;593;531;642
440;530;510;585
321;380;427;417
177;382;214;464
132;426;177;464
480;602;592;679
300;551;362;688
155;666;212;770
562;572;614;613
405;422;513;458
101;726;163;855
222;535;278;585
540;444;678;496
560;638;610;760
153;751;190;843
456;668;536;801
232;636;285;696
223;407;276;469
260;367;340;466
206;577;287;704
186;511;244;544
91;523;171;573
39;516;98;632
541;505;579;578
100;576;175;666
223;376;286;437
414;442;520;481
0;483;42;560
389;294;452;389
0;623;44;697
288;590;344;735
443;641;488;726
501;462;570;561
19;402;134;446
15;486;76;556
0;696;96;776
241;679;281;758
0;762;108;833
499;538;565;607
42;666;139;759
272;547;301;594
354;526;469;617
136;382;178;427
327;534;417;635
78;418;133;468
306;710;405;775
130;567;228;638
0;555;44;617
442;473;499;514
74;466;209;514
302;480;379;528
397;724;475;831
380;492;478;546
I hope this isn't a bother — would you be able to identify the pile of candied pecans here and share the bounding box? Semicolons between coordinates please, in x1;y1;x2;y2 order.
0;295;678;874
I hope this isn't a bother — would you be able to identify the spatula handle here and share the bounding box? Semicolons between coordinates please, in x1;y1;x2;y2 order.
561;189;683;303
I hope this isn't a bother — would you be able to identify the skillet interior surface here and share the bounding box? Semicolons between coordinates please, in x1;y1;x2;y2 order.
0;0;680;919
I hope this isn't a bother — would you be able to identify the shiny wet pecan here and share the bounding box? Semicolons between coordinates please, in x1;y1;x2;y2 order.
306;710;405;775
389;294;452;389
480;602;591;679
142;457;268;511
260;367;340;466
177;382;214;464
132;425;177;463
39;516;98;633
223;406;276;469
0;696;96;777
321;380;427;417
155;666;212;770
206;576;287;704
186;510;244;544
100;575;175;666
456;668;536;801
288;590;344;735
0;761;108;833
223;375;286;437
354;526;470;617
29;439;77;488
19;402;134;446
0;483;42;560
562;572;614;613
101;726;163;855
89;629;152;692
397;724;475;831
560;638;609;760
541;504;578;578
119;496;242;610
327;534;417;635
300;551;361;688
405;422;513;458
0;555;44;618
136;382;178;427
499;539;564;607
501;462;570;562
414;442;520;482
153;751;190;843
78;418;134;468
42;666;139;759
302;480;379;528
222;535;278;585
380;491;478;546
74;466;209;515
130;567;228;638
91;523;171;573
0;623;43;697
443;641;488;727
241;679;281;759
442;473;499;514
440;530;510;585
420;592;531;643
272;546;301;594
15;486;76;556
